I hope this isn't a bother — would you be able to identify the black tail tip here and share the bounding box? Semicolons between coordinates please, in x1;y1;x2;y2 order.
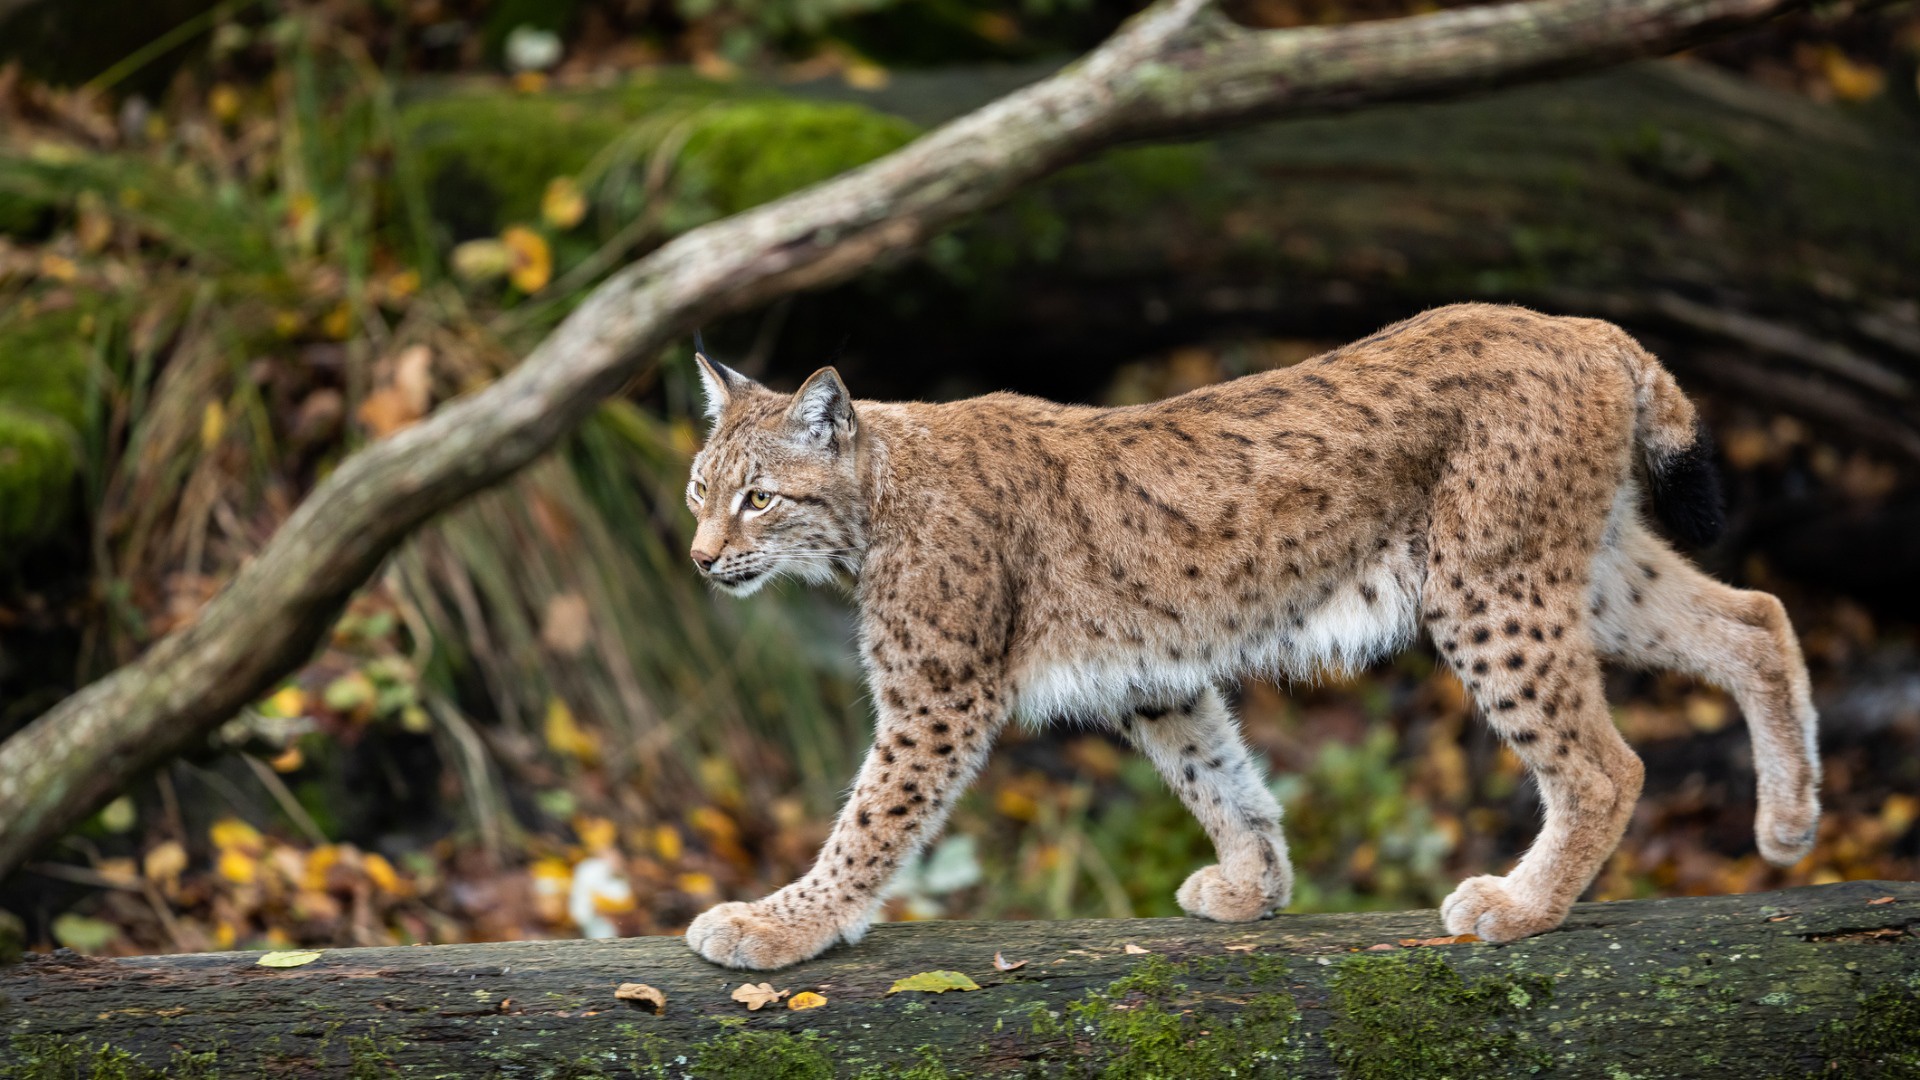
1647;421;1726;547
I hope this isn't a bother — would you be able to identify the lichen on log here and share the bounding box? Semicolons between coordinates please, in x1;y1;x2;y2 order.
1;881;1917;1077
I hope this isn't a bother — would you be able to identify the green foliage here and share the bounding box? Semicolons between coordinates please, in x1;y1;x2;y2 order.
1326;950;1552;1080
694;1030;835;1079
1274;725;1455;913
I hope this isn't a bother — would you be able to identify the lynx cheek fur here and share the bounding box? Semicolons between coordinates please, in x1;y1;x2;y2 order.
681;303;1820;970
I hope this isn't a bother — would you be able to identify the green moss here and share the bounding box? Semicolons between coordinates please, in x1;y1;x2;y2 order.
693;1030;835;1080
1821;983;1920;1078
0;305;93;546
1028;955;1301;1079
400;83;917;245
674;101;916;219
345;1031;402;1079
0;1035;219;1080
1326;950;1552;1080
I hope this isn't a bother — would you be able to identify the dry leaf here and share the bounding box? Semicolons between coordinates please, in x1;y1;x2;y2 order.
788;991;827;1011
732;982;788;1010
541;593;593;656
257;950;322;968
616;983;666;1014
1365;942;1398;952
1124;943;1150;955
993;951;1027;972
888;970;981;994
1868;896;1897;905
1224;944;1258;952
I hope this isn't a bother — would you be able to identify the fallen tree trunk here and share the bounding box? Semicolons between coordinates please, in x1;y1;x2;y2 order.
2;880;1917;1077
0;0;1833;884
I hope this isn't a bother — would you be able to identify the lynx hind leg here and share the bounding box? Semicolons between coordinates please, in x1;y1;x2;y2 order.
1425;562;1643;942
1590;519;1820;865
1120;688;1293;922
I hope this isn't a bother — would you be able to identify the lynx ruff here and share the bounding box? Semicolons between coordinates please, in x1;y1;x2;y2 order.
681;303;1820;970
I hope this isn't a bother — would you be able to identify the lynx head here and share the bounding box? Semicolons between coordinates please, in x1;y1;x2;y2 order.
686;349;865;596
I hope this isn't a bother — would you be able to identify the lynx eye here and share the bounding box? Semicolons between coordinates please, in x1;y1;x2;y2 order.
693;480;708;500
747;490;773;510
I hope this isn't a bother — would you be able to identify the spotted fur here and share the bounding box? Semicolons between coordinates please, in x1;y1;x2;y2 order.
682;303;1820;969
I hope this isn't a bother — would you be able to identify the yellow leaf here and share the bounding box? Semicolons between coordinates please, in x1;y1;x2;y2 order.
787;991;827;1011
887;970;980;994
75;191;113;253
1684;694;1729;733
615;982;665;1013
211;817;264;852
675;871;716;897
1880;794;1918;836
503;225;552;294
543;699;601;763
383;269;421;302
451;238;511;283
513;70;548;94
99;796;137;834
1819;46;1884;103
257;950;322;968
542;177;587;230
208;83;241;123
144;841;188;884
362;853;401;895
321;302;352;341
200;400;226;450
843;60;889;90
575;816;617;853
652;824;683;863
994;788;1038;822
96;857;139;887
262;686;307;719
218;848;258;885
304;845;341;892
269;746;304;773
39;253;77;282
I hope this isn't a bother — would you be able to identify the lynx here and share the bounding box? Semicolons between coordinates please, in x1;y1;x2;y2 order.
681;303;1820;970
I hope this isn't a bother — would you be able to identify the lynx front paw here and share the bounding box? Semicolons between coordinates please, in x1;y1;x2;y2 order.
1439;875;1565;942
1757;800;1819;867
1176;861;1289;923
685;901;837;970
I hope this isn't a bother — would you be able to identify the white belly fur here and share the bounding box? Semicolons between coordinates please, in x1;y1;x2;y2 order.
1011;556;1421;724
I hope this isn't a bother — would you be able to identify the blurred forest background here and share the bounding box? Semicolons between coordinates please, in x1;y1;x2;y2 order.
0;0;1917;960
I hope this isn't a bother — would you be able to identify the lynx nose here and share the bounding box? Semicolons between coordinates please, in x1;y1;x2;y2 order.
691;547;719;573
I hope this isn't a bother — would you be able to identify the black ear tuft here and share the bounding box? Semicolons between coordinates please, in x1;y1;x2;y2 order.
693;337;751;421
785;366;855;449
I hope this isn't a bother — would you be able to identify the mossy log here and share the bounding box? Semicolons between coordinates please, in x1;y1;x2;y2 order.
3;880;1919;1077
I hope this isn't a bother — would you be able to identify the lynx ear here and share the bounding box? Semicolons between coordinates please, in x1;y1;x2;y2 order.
785;366;855;449
694;344;751;421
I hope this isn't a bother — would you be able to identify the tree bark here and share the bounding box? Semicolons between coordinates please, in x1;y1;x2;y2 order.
2;880;1916;1077
0;0;1832;882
